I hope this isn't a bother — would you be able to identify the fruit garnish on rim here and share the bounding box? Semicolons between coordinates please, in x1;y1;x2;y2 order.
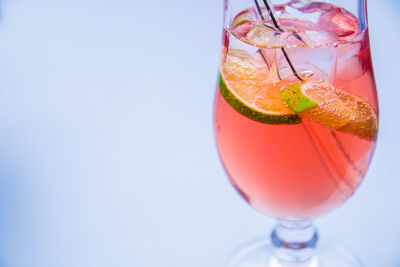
280;80;378;140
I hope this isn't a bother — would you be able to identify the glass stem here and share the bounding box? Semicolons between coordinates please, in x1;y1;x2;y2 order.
271;219;318;265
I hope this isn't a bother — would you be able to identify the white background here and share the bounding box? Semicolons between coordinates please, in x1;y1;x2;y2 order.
0;0;398;266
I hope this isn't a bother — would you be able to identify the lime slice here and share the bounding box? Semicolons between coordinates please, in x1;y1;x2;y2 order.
279;81;318;112
280;80;378;140
220;50;301;125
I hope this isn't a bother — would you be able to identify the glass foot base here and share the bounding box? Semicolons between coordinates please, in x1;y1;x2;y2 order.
228;238;364;267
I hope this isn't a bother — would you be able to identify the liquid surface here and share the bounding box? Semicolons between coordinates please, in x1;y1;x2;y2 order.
215;1;378;218
230;1;363;48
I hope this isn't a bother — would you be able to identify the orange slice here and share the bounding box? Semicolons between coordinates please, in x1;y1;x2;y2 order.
280;80;378;140
220;49;301;125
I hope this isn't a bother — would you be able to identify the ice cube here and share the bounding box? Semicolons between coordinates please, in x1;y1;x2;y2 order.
243;24;305;48
288;0;310;10
336;43;364;80
279;45;337;82
318;8;361;41
244;24;276;47
279;18;319;32
279;5;306;21
271;31;306;48
297;30;336;47
278;18;319;47
291;1;334;13
273;4;287;15
255;49;275;72
255;54;281;84
338;42;361;62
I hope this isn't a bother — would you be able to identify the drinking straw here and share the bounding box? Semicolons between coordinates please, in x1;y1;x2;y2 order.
252;0;303;81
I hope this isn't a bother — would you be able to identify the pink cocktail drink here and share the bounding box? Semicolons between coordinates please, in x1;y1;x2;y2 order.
214;2;378;219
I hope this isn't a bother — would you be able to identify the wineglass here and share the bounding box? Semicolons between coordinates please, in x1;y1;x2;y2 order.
214;0;378;266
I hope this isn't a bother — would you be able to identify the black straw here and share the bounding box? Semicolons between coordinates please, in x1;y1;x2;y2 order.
253;0;280;32
253;0;303;81
262;0;283;32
